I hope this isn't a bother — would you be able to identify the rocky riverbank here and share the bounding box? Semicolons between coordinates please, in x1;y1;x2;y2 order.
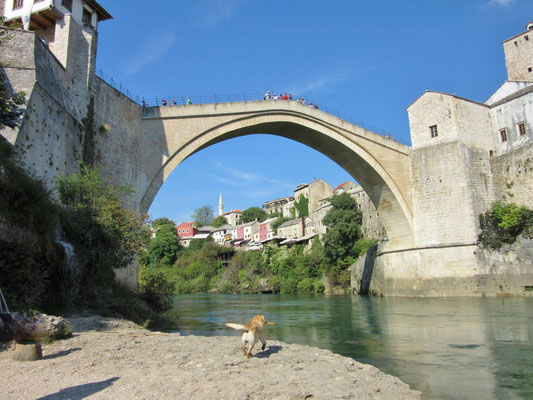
0;316;421;399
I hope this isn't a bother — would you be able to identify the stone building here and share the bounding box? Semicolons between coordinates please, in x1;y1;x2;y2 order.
223;210;242;226
212;225;235;246
276;217;314;240
262;196;294;215
407;21;533;249
293;179;333;219
313;181;386;240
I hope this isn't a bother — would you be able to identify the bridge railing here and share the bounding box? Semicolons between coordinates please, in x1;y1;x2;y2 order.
96;69;143;104
95;69;408;144
144;93;408;144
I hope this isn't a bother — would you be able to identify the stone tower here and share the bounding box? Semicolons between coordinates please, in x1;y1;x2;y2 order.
218;193;224;216
503;21;533;82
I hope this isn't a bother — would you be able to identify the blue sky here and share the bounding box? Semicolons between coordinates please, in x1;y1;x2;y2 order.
95;0;532;224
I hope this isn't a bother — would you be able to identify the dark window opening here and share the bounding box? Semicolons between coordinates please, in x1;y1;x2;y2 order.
514;41;518;46
430;125;438;138
528;67;532;73
13;0;23;10
499;129;508;142
82;8;92;26
61;0;72;12
526;35;529;41
518;122;526;136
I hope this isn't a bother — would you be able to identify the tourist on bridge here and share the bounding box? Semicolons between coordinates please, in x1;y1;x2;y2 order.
186;97;192;105
264;91;271;100
162;99;167;106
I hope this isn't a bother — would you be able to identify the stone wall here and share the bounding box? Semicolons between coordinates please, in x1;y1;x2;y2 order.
490;142;533;207
409;141;496;247
1;28;84;186
351;240;533;297
91;77;143;212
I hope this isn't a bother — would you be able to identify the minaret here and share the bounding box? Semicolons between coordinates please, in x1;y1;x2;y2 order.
218;193;224;216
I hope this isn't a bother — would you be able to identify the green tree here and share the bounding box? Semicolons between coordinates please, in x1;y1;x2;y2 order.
322;192;363;262
241;206;267;223
0;71;26;129
191;205;214;227
211;215;228;227
144;219;180;266
152;217;176;230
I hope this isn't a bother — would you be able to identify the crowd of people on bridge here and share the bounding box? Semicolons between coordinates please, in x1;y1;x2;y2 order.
264;90;319;109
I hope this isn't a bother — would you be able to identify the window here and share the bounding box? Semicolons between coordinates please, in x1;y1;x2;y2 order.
82;8;92;26
61;0;72;11
499;128;508;142
528;67;533;73
13;0;24;10
526;35;529;41
430;125;438;138
518;122;526;136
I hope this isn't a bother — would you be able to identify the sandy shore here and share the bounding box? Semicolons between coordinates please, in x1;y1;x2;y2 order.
0;316;422;399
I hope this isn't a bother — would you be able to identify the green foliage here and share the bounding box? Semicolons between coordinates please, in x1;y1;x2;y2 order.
241;207;267;224
352;238;377;258
143;222;180;266
138;266;175;312
0;71;26;129
294;194;309;218
56;164;151;301
211;215;228;227
322;192;363;262
191;205;214;228
188;236;213;252
478;201;533;249
0;149;156;316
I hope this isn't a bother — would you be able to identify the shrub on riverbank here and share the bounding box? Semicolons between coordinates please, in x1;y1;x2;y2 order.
0;141;154;320
478;201;533;249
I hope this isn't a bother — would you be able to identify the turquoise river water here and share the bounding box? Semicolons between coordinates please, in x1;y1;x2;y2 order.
171;294;533;400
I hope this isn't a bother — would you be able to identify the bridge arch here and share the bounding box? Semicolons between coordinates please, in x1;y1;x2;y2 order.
140;101;414;250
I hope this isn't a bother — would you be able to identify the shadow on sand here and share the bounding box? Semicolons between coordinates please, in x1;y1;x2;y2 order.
43;347;82;360
36;377;120;400
254;345;283;359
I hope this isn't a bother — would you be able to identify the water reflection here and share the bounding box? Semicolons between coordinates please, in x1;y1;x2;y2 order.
172;294;533;400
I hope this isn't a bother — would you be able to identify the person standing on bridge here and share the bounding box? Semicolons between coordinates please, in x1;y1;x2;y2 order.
186;97;192;105
264;91;271;100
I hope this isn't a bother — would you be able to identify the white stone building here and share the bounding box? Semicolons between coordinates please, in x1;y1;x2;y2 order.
223;210;242;226
211;224;235;246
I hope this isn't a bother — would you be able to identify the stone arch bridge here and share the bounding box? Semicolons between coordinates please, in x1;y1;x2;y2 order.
139;100;413;250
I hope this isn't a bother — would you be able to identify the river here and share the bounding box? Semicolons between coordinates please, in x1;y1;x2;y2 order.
171;294;533;400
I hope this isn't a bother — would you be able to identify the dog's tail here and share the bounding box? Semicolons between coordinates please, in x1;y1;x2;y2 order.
225;323;249;331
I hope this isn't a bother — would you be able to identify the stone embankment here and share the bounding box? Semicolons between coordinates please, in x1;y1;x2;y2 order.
0;316;422;399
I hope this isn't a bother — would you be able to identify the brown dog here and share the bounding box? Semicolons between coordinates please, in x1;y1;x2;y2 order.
225;315;275;358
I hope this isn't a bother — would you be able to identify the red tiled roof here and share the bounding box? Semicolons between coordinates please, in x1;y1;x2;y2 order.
224;209;243;215
334;182;349;191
